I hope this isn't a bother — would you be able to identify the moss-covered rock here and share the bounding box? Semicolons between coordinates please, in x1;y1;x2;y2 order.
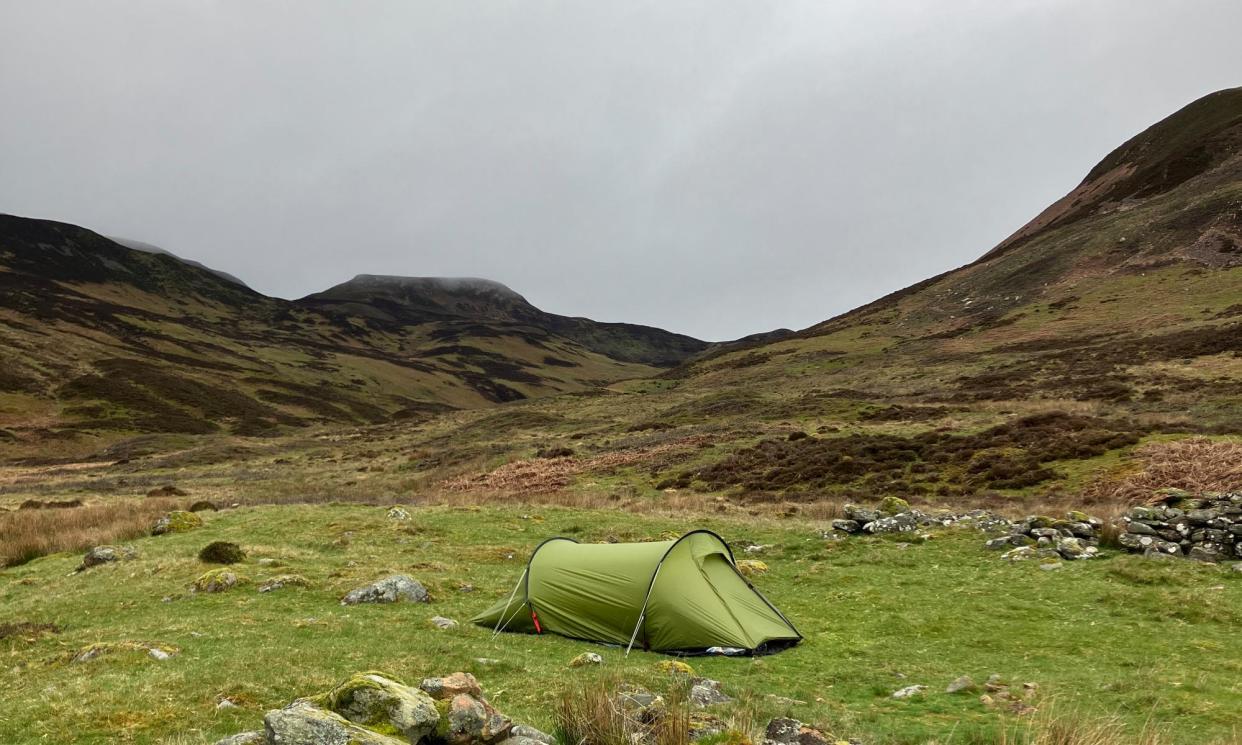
878;496;911;515
192;568;242;593
568;652;603;668
151;510;203;536
655;659;694;675
199;541;246;564
263;699;406;745
258;574;311;593
736;559;768;577
320;672;439;742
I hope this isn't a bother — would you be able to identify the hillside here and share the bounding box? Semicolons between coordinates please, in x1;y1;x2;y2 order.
0;216;705;461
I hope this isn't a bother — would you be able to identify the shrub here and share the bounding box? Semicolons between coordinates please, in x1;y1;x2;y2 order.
198;541;246;564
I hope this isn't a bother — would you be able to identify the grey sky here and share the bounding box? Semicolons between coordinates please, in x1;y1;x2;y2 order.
2;2;1241;341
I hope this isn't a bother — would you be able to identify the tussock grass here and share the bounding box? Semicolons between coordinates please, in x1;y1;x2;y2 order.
0;497;182;567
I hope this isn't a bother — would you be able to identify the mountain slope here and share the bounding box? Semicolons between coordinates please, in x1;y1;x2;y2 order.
0;215;702;458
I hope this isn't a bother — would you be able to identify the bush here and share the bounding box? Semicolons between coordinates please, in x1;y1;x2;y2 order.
188;500;218;512
198;541;246;564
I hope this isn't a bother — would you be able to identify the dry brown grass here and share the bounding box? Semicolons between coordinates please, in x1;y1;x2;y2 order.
1080;437;1242;505
441;437;711;495
554;676;693;745
995;706;1174;745
0;497;184;567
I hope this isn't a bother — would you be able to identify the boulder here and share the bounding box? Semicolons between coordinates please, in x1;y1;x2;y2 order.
319;672;439;743
437;693;512;745
152;510;203;535
830;519;861;534
843;504;879;524
77;545;138;571
341;575;429;605
192;569;241;593
420;672;483;700
762;717;828;745
864;513;918;534
264;699;406;745
878;496;911;515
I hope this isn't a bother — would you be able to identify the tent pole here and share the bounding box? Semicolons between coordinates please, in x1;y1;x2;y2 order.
492;567;528;639
625;563;663;656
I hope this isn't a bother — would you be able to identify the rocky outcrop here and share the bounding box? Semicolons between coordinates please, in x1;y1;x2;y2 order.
1117;491;1241;561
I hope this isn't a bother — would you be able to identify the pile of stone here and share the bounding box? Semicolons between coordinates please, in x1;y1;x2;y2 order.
213;671;552;745
984;511;1103;562
828;497;1011;537
1117;491;1242;562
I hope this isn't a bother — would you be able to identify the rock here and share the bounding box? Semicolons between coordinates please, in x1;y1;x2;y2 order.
687;713;729;740
148;648;172;661
265;699;406;745
743;544;771;554
945;675;976;693
420;673;483;700
258;575;311;593
320;671;440;742
1039;562;1063;571
510;725;554;744
341;575;429;605
387;506;412;521
1230;563;1242;573
212;733;264;745
831;519;861;534
656;659;694;675
688;678;733;708
986;535;1034;550
843;504;879;524
1126;522;1158;536
192;569;241;593
736;559;768;576
430;616;459;630
151;510;203;535
1188;544;1223;563
568;652;603;668
77;545;138;571
864;513;918;534
878;496;911;515
199;541;246;564
439;693;512;745
1056;537;1093;560
72;640;178;663
762;717;829;745
891;685;927;699
615;686;665;723
1000;546;1036;561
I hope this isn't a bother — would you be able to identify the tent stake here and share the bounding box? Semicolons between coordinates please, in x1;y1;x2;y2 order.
491;567;528;639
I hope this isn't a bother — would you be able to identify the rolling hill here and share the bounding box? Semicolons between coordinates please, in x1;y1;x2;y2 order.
0;215;707;460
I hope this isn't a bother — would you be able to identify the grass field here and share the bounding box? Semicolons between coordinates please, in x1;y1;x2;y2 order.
2;502;1239;744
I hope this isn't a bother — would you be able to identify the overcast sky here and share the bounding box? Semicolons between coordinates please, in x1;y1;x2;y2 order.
2;2;1241;341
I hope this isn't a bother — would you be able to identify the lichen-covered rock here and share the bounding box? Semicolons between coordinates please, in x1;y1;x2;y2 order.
387;506;412;521
843;504;879;524
736;559;768;576
212;733;264;745
430;616;459;630
152;510;203;535
265;699;406;745
258;575;311;593
878;496;911;515
568;652;603;667
509;725;554;744
762;717;828;745
655;659;694;675
688;678;733;708
830;519;861;534
319;671;439;742
420;672;483;700
891;684;927;699
193;568;241;593
199;541;246;564
864;513;918;534
341;575;429;605
77;545;138;571
437;693;513;745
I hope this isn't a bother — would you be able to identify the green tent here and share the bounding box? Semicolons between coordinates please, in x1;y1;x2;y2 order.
471;530;801;655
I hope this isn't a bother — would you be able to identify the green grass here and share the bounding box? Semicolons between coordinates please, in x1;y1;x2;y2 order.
2;503;1239;744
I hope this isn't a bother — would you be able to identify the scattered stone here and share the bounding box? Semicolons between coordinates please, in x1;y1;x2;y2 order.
762;717;828;745
77;545;138;572
199;541;246;564
736;559;768;576
193;569;241;593
387;506;412;521
264;699;405;745
319;671;440;743
341;575;429;605
568;652;603;668
258;575;311;593
152;510;203;535
688;678;733;707
945;675;976;694
891;684;927;699
430;616;459;630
